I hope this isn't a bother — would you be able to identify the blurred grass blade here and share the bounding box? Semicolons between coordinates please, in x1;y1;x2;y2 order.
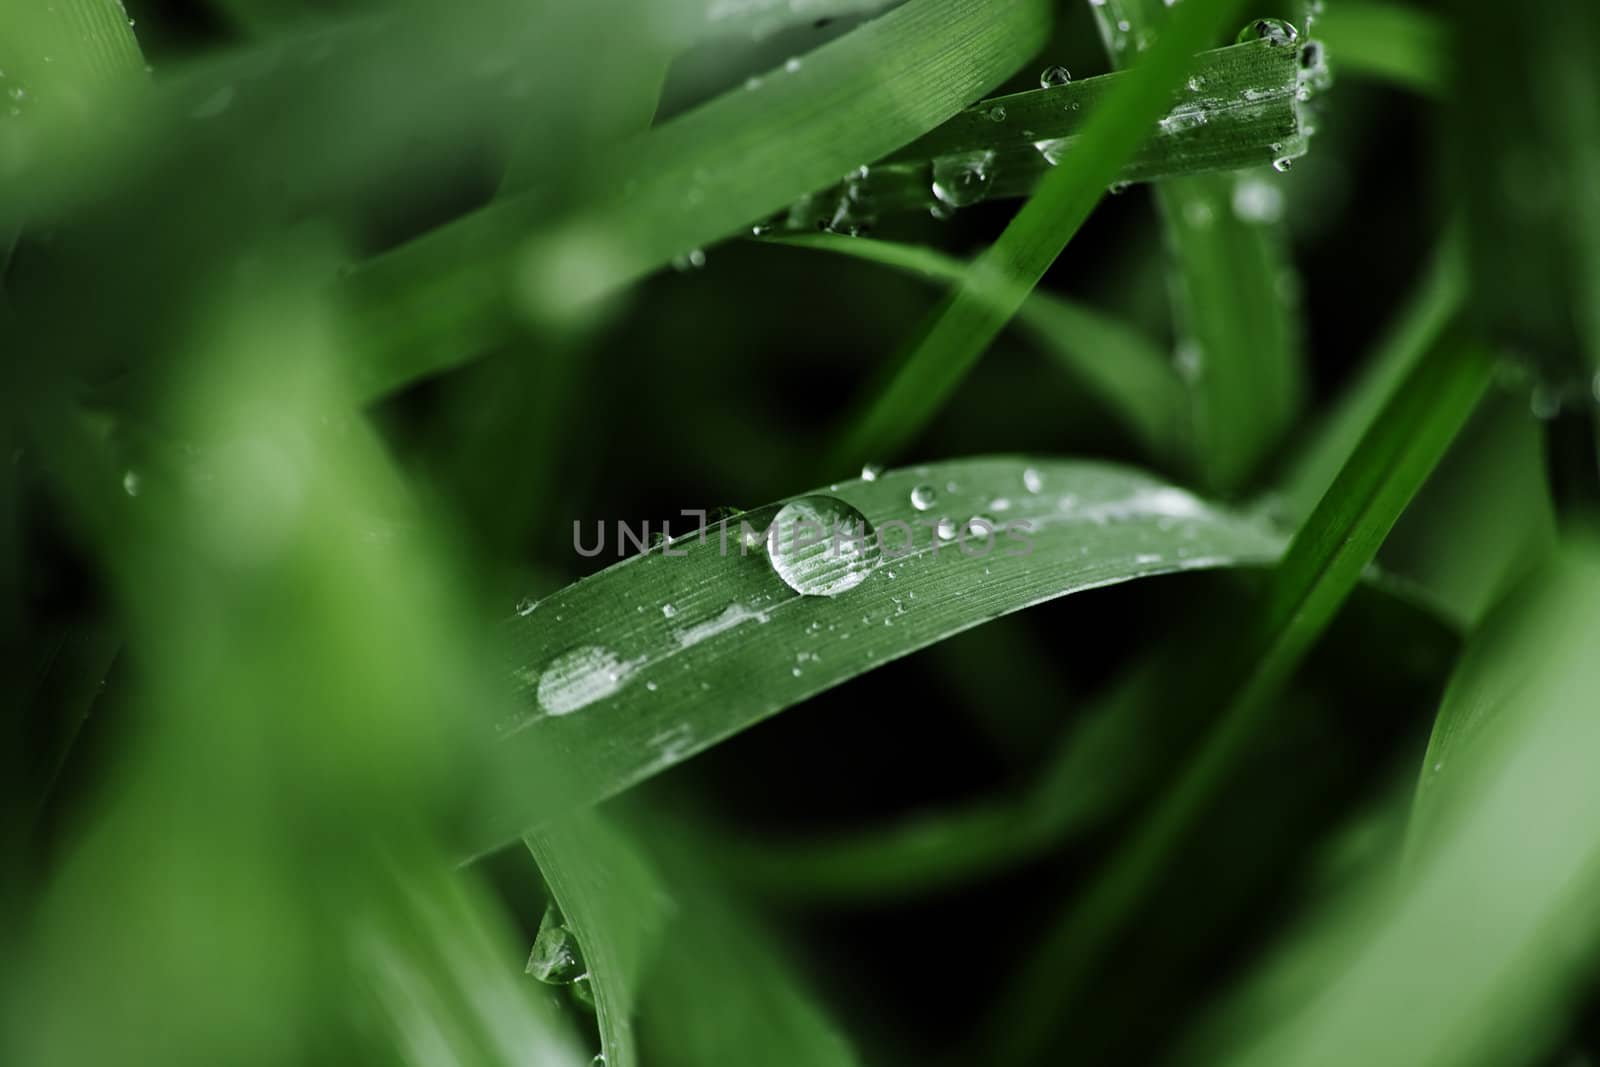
979;332;1494;1062
1282;236;1468;515
769;233;1185;459
469;458;1284;851
1093;1;1309;494
1214;549;1600;1067
526;810;673;1067
820;0;1249;473
1317;1;1449;96
343;0;1052;399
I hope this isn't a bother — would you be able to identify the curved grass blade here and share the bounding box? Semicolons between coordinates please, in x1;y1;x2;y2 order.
977;332;1495;1063
467;458;1283;852
1316;1;1448;96
526;810;673;1067
820;0;1250;474
768;233;1185;459
343;0;1053;399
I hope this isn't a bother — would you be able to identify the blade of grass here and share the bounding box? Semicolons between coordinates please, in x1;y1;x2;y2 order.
1093;0;1308;494
819;0;1250;474
466;457;1285;853
342;0;1053;399
976;331;1494;1062
1212;549;1600;1067
1316;1;1449;97
526;809;673;1067
768;233;1185;459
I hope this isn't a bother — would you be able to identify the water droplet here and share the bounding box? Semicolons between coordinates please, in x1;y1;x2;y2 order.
1107;181;1131;195
1238;18;1299;47
1022;467;1044;493
744;75;762;91
1039;65;1072;88
784;56;802;73
1272;157;1295;173
590;1055;606;1067
672;248;707;271
766;496;880;597
1033;137;1072;166
750;221;774;236
935;518;957;540
527;903;586;983
986;105;1007;122
910;484;937;510
1159;102;1209;135
515;596;538;617
931;150;996;210
571;973;596;1011
929;203;954;221
537;646;637;716
860;463;883;482
1187;74;1205;92
122;470;141;497
661;603;677;618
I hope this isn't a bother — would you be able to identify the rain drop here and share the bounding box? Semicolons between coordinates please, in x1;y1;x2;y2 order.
1237;18;1299;47
1272;156;1295;173
527;903;586;984
766;496;880;597
661;603;677;618
672;248;707;271
1023;467;1044;493
1039;65;1072;88
910;484;938;510
537;646;636;716
931;150;996;210
860;463;883;482
986;105;1007;122
935;518;957;541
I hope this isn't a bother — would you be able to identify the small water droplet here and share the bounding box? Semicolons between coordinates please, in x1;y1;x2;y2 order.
515;596;538;617
527;903;586;983
571;973;595;1011
1107;181;1131;195
935;518;958;541
672;248;706;271
910;484;937;510
661;603;677;618
1272;156;1295;173
1023;468;1044;493
784;56;802;73
1238;18;1299;47
1033;137;1071;166
1039;65;1072;88
860;463;883;482
931;150;996;209
986;104;1007;122
122;470;141;497
766;496;880;597
1232;176;1285;223
744;75;762;91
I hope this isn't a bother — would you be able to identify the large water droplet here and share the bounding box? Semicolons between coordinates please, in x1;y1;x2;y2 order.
766;496;880;597
1237;18;1299;46
537;645;636;715
931;150;996;209
1039;65;1072;88
910;484;937;510
527;903;586;983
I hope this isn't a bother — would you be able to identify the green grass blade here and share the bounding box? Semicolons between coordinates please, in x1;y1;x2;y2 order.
342;0;1053;400
1093;2;1309;494
1317;1;1449;96
768;233;1185;459
978;332;1494;1062
526;810;673;1067
819;0;1249;474
1282;237;1468;516
467;457;1283;851
1216;549;1600;1067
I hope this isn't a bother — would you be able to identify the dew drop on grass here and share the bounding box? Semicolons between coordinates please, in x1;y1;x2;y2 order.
910;484;937;510
1238;18;1299;46
672;248;707;271
860;463;883;482
767;496;879;597
661;603;677;618
931;150;996;210
986;105;1007;122
935;518;957;541
1232;176;1285;223
784;56;802;73
515;595;538;617
527;903;586;983
1039;65;1072;88
1272;157;1295;173
591;1056;606;1067
122;470;141;497
1023;467;1044;493
537;646;636;715
1033;137;1071;167
571;974;595;1011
